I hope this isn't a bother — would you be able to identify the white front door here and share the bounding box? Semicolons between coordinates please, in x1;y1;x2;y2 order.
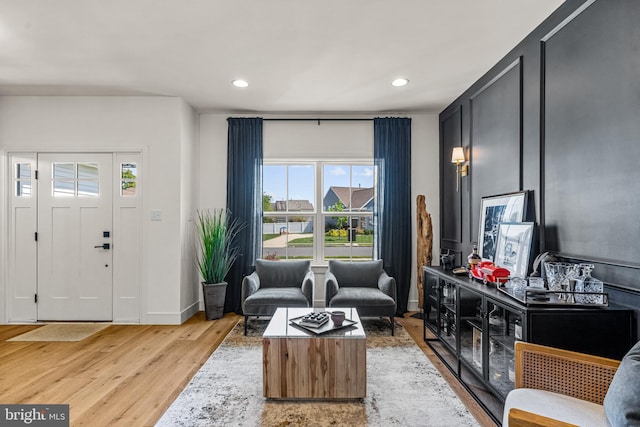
37;153;113;321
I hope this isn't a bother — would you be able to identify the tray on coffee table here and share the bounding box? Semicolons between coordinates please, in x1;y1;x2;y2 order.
289;315;358;335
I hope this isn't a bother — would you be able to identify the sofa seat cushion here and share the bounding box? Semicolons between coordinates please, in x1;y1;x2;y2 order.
328;288;395;315
243;288;309;316
503;388;607;427
604;340;640;426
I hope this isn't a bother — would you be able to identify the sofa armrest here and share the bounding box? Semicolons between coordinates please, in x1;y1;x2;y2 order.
514;341;620;405
301;270;314;306
508;408;578;427
324;271;339;306
241;272;260;303
378;271;397;302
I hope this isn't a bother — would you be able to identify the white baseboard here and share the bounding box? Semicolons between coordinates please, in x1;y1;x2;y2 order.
181;301;200;324
112;319;140;324
145;311;185;325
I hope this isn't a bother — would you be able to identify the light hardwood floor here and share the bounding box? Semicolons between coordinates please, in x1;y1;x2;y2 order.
0;312;497;427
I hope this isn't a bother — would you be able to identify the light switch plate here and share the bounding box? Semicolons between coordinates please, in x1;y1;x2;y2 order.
151;209;162;221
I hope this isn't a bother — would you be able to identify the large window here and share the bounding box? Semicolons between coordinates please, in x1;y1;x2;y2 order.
262;161;374;263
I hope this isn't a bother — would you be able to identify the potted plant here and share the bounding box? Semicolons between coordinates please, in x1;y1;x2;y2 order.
196;208;244;320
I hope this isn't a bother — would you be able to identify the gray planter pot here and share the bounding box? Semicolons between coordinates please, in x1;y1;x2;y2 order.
202;281;227;320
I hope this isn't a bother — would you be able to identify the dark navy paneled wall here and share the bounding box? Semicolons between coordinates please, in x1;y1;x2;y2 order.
439;0;640;326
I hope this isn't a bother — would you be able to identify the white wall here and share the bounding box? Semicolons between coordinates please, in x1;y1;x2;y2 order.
0;96;189;324
198;114;228;210
411;114;440;311
198;113;440;312
264;118;373;159
179;100;199;322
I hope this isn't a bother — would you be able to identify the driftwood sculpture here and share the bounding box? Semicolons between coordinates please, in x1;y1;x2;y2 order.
416;195;433;309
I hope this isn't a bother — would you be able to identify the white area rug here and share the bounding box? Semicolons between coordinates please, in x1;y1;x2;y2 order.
7;323;110;342
156;320;479;427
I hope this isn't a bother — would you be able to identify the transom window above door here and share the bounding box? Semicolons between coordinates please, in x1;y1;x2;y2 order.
52;162;99;197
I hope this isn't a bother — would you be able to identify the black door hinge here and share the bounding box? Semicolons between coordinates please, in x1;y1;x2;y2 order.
35;170;39;179
35;232;38;242
35;294;38;304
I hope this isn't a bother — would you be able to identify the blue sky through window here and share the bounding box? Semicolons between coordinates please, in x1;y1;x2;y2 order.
263;165;315;205
263;163;373;207
323;164;374;197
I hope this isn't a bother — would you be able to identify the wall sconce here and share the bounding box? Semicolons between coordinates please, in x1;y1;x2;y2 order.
451;146;468;192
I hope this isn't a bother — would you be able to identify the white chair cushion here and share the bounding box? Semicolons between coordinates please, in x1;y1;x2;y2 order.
503;388;607;427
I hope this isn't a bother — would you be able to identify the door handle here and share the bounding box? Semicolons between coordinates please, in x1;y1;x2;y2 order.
94;243;111;250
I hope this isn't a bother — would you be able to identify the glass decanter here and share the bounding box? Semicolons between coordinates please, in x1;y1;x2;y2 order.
574;263;604;304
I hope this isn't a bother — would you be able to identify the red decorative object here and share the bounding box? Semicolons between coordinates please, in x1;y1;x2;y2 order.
469;261;510;285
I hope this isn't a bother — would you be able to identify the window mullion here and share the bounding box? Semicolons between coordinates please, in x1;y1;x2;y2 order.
315;162;323;263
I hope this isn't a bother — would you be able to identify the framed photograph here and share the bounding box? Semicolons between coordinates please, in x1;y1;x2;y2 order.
478;191;528;261
494;222;534;278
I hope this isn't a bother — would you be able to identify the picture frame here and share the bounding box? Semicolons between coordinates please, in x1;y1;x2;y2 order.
494;222;534;278
478;191;528;261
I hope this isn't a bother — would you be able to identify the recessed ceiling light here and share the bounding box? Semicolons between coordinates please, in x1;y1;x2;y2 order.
392;78;409;87
232;79;249;88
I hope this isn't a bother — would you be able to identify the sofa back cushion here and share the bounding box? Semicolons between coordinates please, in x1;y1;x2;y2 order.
328;259;383;287
256;259;310;288
604;339;640;426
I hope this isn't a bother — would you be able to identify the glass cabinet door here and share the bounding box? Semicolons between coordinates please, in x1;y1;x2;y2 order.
458;287;484;375
423;270;440;335
487;300;523;398
440;280;458;353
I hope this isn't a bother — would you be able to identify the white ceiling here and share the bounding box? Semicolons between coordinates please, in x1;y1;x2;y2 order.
0;0;565;114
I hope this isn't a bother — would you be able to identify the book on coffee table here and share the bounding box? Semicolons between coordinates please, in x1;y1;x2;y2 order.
298;312;329;328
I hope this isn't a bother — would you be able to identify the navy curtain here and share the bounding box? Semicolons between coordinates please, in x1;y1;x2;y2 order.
226;118;263;314
374;117;412;316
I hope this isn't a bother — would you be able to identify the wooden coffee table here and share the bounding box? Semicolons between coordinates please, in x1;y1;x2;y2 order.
262;307;366;399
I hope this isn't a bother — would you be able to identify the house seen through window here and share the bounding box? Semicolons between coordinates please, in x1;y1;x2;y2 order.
262;162;374;263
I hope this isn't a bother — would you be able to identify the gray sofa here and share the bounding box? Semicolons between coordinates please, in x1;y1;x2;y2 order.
324;259;396;335
241;259;314;335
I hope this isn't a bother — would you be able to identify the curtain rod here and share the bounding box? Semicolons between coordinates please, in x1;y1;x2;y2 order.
263;118;374;123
